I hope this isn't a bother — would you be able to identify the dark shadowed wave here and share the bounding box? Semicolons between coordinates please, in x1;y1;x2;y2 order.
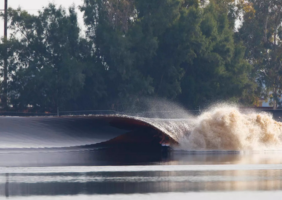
0;115;178;167
0;115;180;151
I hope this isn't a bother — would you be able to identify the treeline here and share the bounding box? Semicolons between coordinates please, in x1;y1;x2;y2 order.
0;0;281;112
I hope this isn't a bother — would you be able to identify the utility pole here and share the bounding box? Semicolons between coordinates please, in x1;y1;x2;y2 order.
2;0;8;108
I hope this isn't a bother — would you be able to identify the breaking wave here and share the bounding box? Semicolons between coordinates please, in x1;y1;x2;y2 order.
116;104;282;151
178;105;282;151
1;102;282;152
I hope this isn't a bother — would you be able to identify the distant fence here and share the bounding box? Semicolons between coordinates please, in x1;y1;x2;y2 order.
59;110;118;116
0;110;117;117
0;109;201;117
1;108;282;120
0;110;199;117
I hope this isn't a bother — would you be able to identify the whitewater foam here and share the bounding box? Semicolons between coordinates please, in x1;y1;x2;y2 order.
126;104;282;151
180;105;282;151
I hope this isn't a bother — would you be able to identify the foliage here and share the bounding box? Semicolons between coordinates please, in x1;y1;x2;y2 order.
0;0;257;112
178;2;254;108
2;4;106;111
237;0;282;108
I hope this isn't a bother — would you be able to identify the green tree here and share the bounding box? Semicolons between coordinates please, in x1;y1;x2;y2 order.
81;0;254;110
0;38;21;107
179;2;254;108
6;4;95;112
81;0;156;110
1;0;256;112
81;0;202;110
237;0;282;108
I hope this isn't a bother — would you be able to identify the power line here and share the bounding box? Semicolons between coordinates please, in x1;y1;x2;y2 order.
2;0;8;108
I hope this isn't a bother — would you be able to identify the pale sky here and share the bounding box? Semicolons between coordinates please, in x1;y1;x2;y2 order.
0;0;85;38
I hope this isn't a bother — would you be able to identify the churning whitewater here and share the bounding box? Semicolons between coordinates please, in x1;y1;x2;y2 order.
120;104;282;151
179;105;282;151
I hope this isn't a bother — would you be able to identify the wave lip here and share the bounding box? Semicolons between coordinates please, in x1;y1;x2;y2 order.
101;104;282;151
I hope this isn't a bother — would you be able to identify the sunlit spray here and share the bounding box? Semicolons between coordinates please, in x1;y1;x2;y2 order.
179;104;282;151
123;102;282;151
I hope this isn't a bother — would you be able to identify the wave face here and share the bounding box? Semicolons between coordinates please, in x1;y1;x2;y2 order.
125;104;282;151
1;103;282;151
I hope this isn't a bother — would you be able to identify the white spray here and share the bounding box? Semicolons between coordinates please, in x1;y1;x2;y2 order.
178;105;282;151
125;103;282;151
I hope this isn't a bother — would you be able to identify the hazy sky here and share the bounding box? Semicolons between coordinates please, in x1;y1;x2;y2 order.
0;0;85;38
